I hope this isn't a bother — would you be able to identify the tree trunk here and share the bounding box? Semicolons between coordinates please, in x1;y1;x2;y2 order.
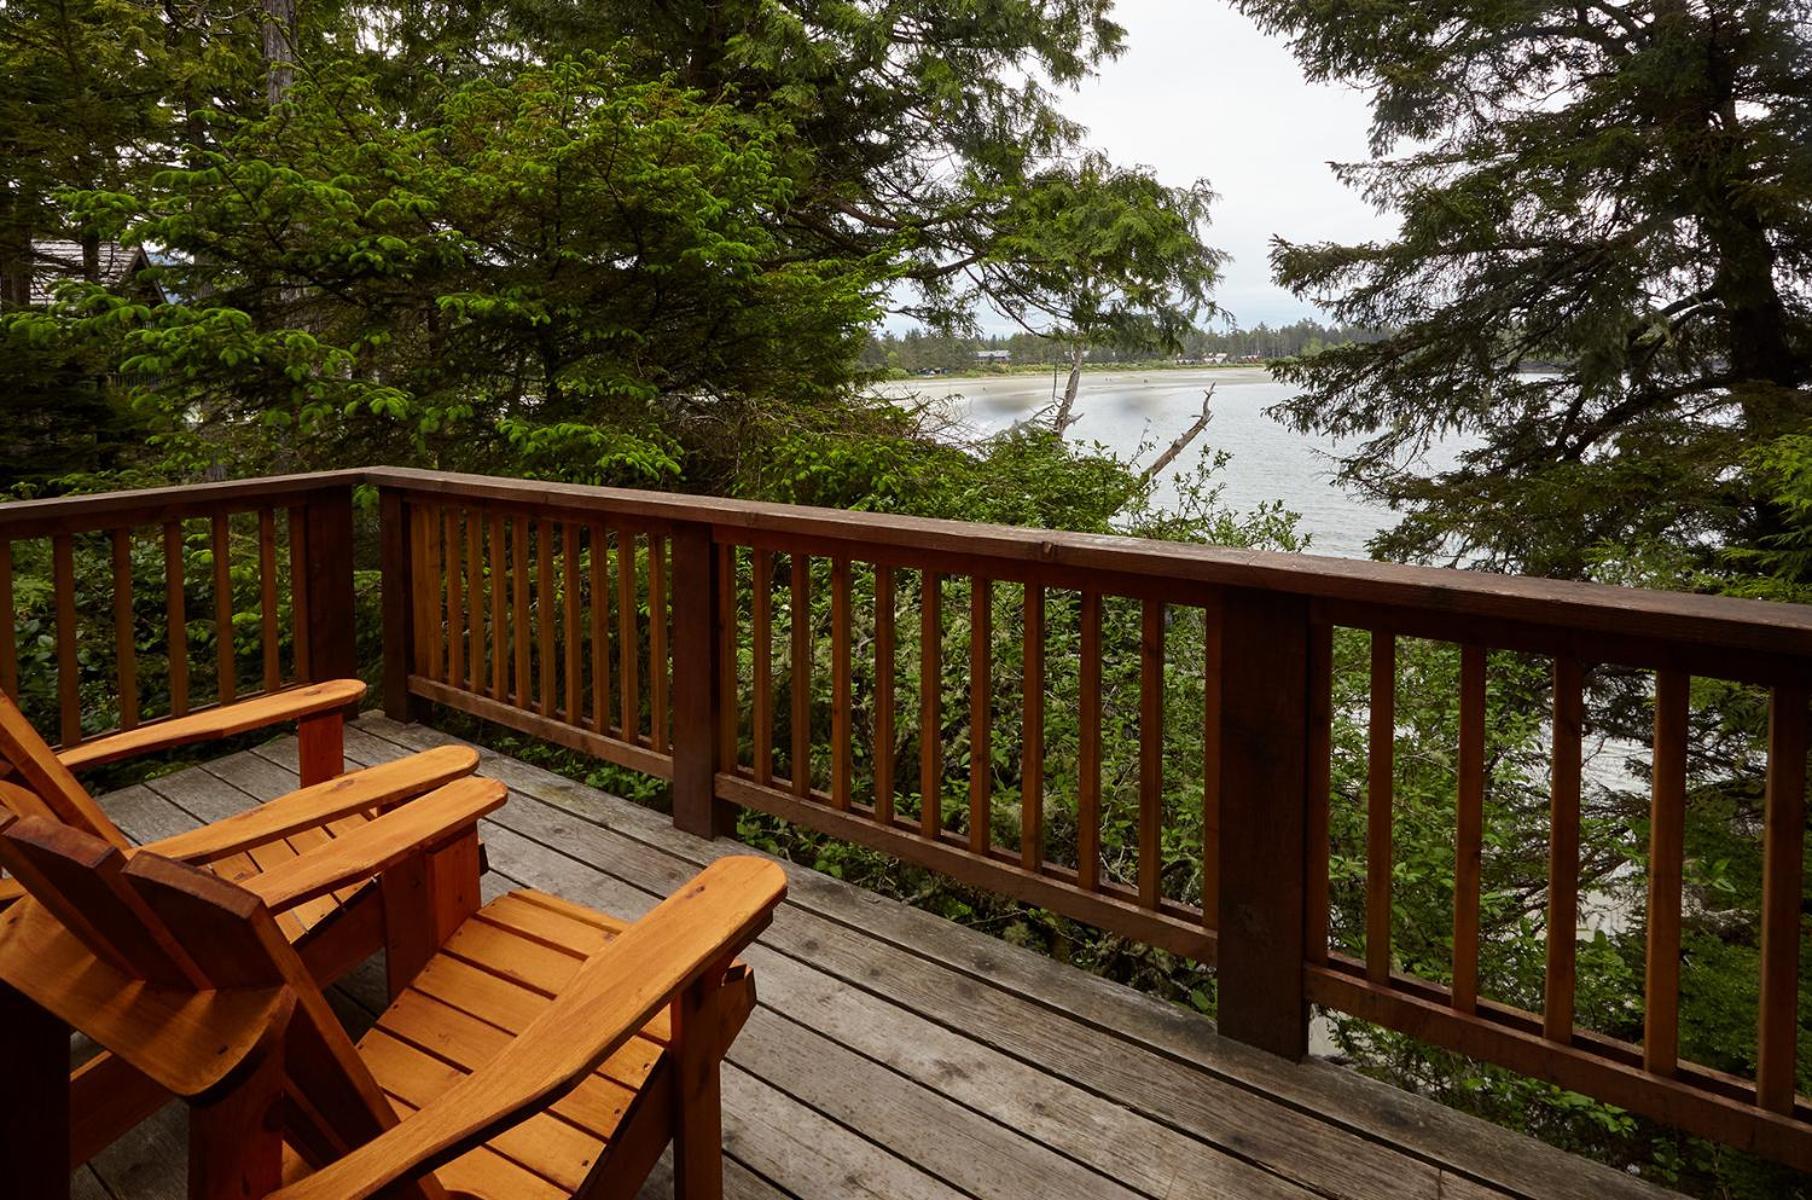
263;0;298;103
1052;340;1086;433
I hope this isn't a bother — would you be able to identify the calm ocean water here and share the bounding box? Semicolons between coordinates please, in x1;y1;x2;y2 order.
881;366;1467;558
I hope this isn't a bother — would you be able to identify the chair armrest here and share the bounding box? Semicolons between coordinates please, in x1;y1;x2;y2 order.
141;746;480;865
56;681;367;772
242;777;506;913
267;857;787;1200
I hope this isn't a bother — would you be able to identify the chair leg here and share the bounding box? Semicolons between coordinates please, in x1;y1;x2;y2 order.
189;1022;286;1200
297;711;345;788
0;981;69;1200
671;971;727;1200
381;830;482;999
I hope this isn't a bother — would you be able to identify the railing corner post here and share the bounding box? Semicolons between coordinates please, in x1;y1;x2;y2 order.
671;520;734;840
1215;587;1311;1060
377;487;420;722
300;486;359;694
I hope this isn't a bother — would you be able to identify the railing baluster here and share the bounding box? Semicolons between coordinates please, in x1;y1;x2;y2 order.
563;523;581;725
446;507;464;691
752;548;773;783
408;504;431;681
53;534;79;746
1079;589;1102;892
1202;592;1223;929
920;570;942;837
287;506;309;680
490;513;507;702
874;564;896;826
426;505;447;684
1757;683;1808;1114
650;535;668;752
1644;668;1688;1075
790;553;811;797
831;557;851;810
970;577;992;852
257;511;278;694
1022;583;1044;871
1545;655;1584;1044
0;539;14;696
468;509;485;697
1304;617;1332;956
590;522;610;730
1367;631;1395;984
1452;644;1487;1014
717;543;738;769
536;520;555;717
112;528;138;729
618;523;638;740
212;513;235;703
164;522;188;716
1139;599;1165;909
511;515;530;708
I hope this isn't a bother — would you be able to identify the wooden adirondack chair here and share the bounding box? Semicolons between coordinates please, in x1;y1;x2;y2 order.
0;681;480;941
0;682;489;1164
0;790;784;1200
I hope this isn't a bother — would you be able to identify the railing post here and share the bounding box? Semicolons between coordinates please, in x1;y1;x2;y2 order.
1215;586;1311;1059
377;487;420;721
299;487;358;688
671;520;733;839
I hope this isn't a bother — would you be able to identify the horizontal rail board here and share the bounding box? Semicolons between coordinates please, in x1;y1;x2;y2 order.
1315;952;1804;1118
366;467;1812;660
1306;965;1812;1171
716;772;1216;962
0;473;365;538
406;675;673;780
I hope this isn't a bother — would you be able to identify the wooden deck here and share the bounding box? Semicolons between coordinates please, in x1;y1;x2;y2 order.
74;714;1678;1200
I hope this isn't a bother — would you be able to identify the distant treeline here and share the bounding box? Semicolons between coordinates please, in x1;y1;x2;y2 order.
861;320;1389;372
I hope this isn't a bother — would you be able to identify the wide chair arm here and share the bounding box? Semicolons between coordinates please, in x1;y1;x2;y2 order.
268;856;788;1200
141;745;480;866
242;776;507;914
55;680;367;773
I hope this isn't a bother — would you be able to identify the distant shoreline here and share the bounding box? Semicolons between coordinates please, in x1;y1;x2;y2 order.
875;360;1274;382
875;363;1276;394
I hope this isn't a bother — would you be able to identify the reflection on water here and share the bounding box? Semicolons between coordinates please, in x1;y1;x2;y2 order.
880;367;1468;559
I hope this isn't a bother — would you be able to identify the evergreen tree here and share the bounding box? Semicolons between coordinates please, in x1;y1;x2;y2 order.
1237;0;1812;580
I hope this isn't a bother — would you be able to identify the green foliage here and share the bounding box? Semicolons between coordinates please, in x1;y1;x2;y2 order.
1237;0;1812;584
31;55;874;479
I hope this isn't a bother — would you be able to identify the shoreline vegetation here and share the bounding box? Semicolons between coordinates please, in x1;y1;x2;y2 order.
872;358;1274;382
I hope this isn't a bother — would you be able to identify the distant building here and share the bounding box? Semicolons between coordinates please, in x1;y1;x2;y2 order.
975;349;1011;363
0;240;159;310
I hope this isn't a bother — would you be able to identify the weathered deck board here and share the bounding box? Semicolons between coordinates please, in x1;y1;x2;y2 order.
78;715;1683;1200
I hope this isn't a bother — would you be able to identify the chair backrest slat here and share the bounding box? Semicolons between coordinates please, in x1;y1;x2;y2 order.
0;690;128;848
0;816;202;986
122;848;445;1200
2;812;447;1198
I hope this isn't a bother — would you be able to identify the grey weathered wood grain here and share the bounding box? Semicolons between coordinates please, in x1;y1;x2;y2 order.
82;718;1687;1200
723;1066;963;1200
347;718;1674;1200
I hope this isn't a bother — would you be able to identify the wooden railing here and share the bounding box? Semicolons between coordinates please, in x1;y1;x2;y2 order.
4;466;1811;1170
0;473;361;747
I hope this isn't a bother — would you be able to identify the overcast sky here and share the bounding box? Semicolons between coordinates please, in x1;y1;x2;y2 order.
980;1;1399;334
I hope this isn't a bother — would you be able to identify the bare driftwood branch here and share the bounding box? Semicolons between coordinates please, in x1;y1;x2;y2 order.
1052;340;1087;433
1141;384;1215;481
